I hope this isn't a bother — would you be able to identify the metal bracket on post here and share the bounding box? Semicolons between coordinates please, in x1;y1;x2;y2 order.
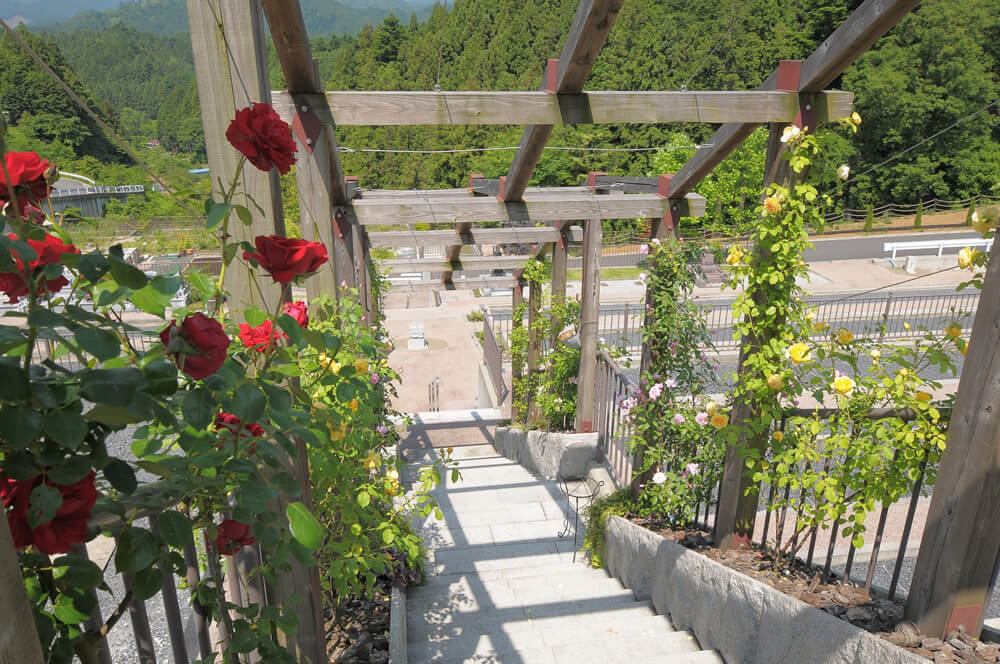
586;171;607;192
291;100;323;155
495;175;508;202
654;174;682;237
332;206;350;242
553;220;567;249
774;59;816;130
543;58;559;94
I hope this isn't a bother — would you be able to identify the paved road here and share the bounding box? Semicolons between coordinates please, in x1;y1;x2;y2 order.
805;230;981;262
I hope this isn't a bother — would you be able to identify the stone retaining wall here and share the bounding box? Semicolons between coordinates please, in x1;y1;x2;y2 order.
603;515;926;664
494;426;599;479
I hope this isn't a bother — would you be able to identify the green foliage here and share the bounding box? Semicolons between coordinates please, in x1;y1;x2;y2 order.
581;489;635;568
863;203;874;233
965;203;976;226
914;199;923;229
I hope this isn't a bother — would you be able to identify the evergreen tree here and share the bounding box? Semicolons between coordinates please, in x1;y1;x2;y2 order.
864;204;874;233
914;199;923;229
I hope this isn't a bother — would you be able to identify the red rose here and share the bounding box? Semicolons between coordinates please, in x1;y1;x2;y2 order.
0;152;53;220
1;471;98;554
244;235;328;284
225;103;297;175
215;413;265;439
238;319;286;353
0;233;79;303
282;300;309;328
160;312;230;380
215;519;255;555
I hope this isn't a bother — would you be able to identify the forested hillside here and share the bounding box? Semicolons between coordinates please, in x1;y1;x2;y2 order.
0;0;996;231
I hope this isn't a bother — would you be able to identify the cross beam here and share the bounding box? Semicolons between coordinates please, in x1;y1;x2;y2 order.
366;226;584;248
665;0;916;200
503;0;623;201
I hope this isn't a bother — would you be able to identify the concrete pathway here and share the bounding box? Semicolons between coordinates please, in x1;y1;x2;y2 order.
407;448;722;663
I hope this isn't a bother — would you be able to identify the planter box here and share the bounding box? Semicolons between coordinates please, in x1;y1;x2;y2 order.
494;426;599;479
603;515;925;664
389;586;406;664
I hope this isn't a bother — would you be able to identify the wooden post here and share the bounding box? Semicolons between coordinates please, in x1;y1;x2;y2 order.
905;244;1000;638
715;61;805;552
0;515;45;664
550;222;569;350
576;217;602;432
526;269;543;424
187;0;285;315
511;280;526;424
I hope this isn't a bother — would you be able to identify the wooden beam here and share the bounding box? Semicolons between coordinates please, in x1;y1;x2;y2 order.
271;90;853;126
387;277;518;293
362;185;591;199
346;191;695;226
366;226;584;248
905;244;1000;638
187;0;285;314
576;218;602;432
666;0;916;199
0;517;44;664
384;255;530;274
504;0;623;201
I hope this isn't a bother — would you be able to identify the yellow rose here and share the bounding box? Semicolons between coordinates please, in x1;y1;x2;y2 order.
726;246;743;266
328;421;347;441
805;310;816;321
945;324;961;339
353;358;369;375
785;342;811;365
958;247;978;269
962;341;969;356
364;452;380;470
447;447;454;454
710;413;729;429
971;210;996;236
763;195;781;214
915;392;932;403
836;328;854;344
772;431;784;442
349;398;359;412
832;374;855;397
870;349;881;360
813;321;829;333
705;401;718;416
331;360;343;374
767;374;784;390
902;322;911;331
899;368;909;377
386;468;399;482
851;111;862;124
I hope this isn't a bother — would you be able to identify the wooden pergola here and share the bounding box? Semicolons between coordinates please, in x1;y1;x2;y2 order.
181;0;999;655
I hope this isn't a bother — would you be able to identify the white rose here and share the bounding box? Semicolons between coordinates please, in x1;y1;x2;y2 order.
837;164;850;180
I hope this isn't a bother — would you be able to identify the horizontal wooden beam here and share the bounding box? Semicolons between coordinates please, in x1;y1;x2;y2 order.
366;226;584;248
387;277;518;293
271;90;853;126
344;190;705;226
384;255;530;274
361;185;591;199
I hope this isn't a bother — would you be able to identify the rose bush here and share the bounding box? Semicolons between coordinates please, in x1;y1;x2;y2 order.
225;103;298;175
243;234;329;284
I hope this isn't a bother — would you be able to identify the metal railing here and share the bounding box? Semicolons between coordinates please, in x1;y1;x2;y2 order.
482;317;508;405
595;351;639;488
428;376;440;412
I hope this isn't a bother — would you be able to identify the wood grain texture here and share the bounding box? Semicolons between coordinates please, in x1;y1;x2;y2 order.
388;277;518;293
261;1;317;91
668;0;914;198
504;0;623;200
187;0;284;314
366;226;584;248
905;242;1000;638
271;90;852;126
0;516;44;664
348;191;673;226
575;218;603;432
384;255;530;274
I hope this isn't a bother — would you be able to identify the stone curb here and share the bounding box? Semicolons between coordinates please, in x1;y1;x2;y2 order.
495;426;599;479
604;515;926;664
389;586;406;664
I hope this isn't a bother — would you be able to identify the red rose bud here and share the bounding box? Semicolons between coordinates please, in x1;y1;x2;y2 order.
243;235;328;284
225;103;297;175
238;319;287;353
215;413;265;438
283;300;309;328
0;233;79;303
160;312;230;380
215;519;255;555
0;471;98;554
0;152;53;220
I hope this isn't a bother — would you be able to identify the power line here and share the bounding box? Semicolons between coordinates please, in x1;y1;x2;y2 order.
817;264;963;304
850;99;1000;182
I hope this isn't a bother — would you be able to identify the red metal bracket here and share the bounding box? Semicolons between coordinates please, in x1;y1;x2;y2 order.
468;173;484;194
332;207;350;242
495;175;508;202
945;604;983;635
291;102;323;155
655;174;673;199
579;421;593;433
775;60;815;130
544;58;559;93
553;220;567;249
586;171;606;192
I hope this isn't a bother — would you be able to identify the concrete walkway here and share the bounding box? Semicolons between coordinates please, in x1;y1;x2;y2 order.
407;447;722;663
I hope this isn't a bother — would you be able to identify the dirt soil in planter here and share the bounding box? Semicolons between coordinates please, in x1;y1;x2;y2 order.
324;591;391;664
630;515;1000;664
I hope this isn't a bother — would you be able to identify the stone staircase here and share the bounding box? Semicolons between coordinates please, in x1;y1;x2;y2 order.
407;450;723;663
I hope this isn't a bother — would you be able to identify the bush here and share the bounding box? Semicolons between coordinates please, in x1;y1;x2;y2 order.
914;199;924;229
581;489;636;568
863;203;874;232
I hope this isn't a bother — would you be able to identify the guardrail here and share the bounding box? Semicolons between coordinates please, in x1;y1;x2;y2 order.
482;317;508;405
883;237;993;266
595;351;639;489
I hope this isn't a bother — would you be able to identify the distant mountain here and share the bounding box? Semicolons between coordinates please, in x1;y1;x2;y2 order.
38;0;432;37
0;0;121;25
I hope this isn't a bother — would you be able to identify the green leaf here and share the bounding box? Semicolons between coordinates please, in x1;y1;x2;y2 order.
53;589;96;625
357;491;371;508
80;368;148;407
115;527;160;574
231;620;257;653
77;251;110;283
141;359;178;397
234;205;253;226
231;383;266;423
75;327;121;361
262;383;292;412
132;566;162;601
47;456;93;485
244;308;267;328
276;314;305;346
52;555;102;589
27;484;62;529
156;511;192;550
286;502;324;551
44;409;89;448
238;484;277;513
131;436;162;458
382;529;394;545
0;358;29;400
187;271;215;298
109;257;148;290
0;405;42;449
182;388;216;429
104;459;137;494
205;201;233;230
86;405;145;426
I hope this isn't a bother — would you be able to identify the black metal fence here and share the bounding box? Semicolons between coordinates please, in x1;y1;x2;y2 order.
594;351;639;489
